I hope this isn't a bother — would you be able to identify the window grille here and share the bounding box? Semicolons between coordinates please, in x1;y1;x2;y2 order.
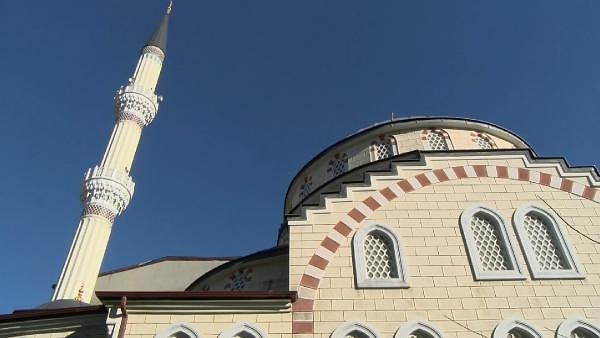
460;205;523;280
492;319;543;338
364;231;398;279
328;154;348;178
557;318;600;338
508;329;533;338
331;322;378;338
471;213;511;271
298;176;313;200
572;328;598;338
513;206;583;279
474;135;493;149
352;224;408;288
426;131;449;150
395;321;444;338
374;141;394;160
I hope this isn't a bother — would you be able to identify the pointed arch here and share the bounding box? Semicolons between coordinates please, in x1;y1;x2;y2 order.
557;317;600;338
155;323;201;338
513;205;584;279
421;128;452;151
370;135;397;161
352;223;408;288
331;321;378;338
395;320;444;338
493;319;543;338
218;322;267;338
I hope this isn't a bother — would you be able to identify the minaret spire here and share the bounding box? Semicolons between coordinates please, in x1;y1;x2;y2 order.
52;4;172;303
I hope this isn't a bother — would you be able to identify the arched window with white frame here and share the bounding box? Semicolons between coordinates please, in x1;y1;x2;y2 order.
328;153;348;179
370;135;397;161
155;323;201;338
422;129;452;151
492;319;543;338
460;205;524;280
394;320;444;338
557;318;600;338
218;322;267;338
472;132;496;149
513;205;584;279
352;223;408;288
331;321;378;338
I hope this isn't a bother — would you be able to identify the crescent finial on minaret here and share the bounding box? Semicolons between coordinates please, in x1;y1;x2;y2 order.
166;1;173;15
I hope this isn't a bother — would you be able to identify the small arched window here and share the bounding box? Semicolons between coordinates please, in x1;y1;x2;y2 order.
492;319;543;338
557;318;600;338
395;320;444;338
513;205;584;279
472;132;495;149
328;153;348;178
331;321;378;338
218;322;267;338
422;129;451;151
352;224;408;288
155;323;201;338
460;205;523;280
370;135;397;161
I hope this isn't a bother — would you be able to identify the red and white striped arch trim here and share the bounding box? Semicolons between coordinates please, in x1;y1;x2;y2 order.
291;164;600;334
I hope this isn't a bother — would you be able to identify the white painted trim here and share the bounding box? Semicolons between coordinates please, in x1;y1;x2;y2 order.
513;205;585;279
331;321;378;338
394;320;444;338
493;319;542;338
155;323;201;338
556;317;600;338
218;322;267;338
352;223;408;288
459;205;525;280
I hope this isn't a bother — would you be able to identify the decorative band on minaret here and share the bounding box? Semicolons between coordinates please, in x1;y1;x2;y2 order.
52;2;172;303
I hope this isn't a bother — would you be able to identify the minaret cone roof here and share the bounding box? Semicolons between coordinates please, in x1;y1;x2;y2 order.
145;1;172;52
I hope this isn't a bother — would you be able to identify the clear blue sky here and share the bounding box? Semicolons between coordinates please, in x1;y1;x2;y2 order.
1;1;599;313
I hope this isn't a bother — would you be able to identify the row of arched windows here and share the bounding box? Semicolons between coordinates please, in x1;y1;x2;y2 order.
156;322;266;338
351;204;583;288
331;318;600;338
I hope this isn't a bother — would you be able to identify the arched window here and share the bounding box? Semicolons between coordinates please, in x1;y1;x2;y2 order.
370;135;397;161
557;318;600;338
422;129;452;151
460;205;523;280
472;133;495;149
352;224;408;288
331;322;378;338
513;205;584;279
155;323;201;338
492;319;543;338
394;320;444;338
218;322;267;338
328;153;349;178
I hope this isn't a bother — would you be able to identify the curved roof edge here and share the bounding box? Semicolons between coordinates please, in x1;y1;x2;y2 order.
283;116;534;215
185;246;288;291
99;256;239;277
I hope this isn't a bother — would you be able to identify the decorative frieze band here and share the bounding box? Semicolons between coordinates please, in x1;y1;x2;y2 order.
113;84;160;127
80;166;135;221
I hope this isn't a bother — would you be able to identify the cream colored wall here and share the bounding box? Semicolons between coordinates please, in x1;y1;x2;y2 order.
289;156;600;338
123;312;292;337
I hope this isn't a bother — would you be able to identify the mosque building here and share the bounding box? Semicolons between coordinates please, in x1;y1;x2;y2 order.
1;2;599;338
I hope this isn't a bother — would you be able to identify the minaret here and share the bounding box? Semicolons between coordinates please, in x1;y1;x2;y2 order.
52;2;173;303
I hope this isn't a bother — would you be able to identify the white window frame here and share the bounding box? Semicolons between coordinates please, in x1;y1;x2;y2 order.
513;205;584;279
492;319;543;338
394;320;444;338
155;323;202;338
218;322;267;338
331;321;378;338
423;129;453;151
459;205;524;280
369;136;397;161
352;223;408;288
557;317;600;338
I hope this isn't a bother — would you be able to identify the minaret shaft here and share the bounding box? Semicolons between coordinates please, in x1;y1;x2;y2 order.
52;6;170;302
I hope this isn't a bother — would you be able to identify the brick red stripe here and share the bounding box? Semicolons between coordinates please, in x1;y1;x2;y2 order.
321;236;340;252
415;173;431;186
292;298;314;312
433;169;449;182
453;166;468;178
398;180;414;192
583;186;596;200
517;168;529;181
539;172;551;186
363;197;381;210
380;187;397;200
300;274;320;289
473;165;487;177
333;221;352;237
497;166;508;178
348;208;366;222
308;255;329;270
292;321;314;334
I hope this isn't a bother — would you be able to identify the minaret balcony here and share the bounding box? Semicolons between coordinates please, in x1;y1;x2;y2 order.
113;84;161;128
80;166;135;220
